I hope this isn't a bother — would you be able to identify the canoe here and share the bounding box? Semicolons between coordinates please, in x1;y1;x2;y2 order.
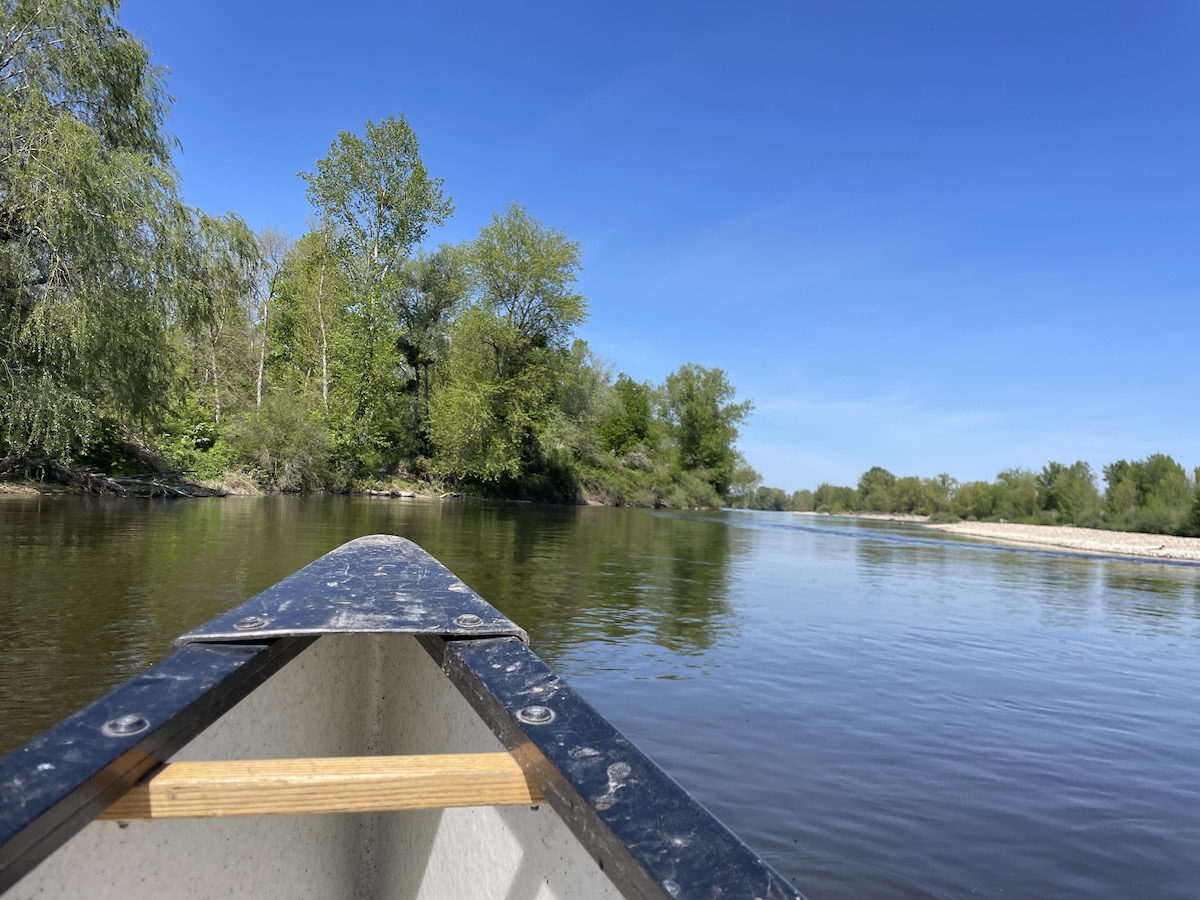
0;536;799;899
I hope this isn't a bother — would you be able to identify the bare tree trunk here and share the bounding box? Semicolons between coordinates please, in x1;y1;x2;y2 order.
255;302;267;408
210;342;222;425
317;264;329;412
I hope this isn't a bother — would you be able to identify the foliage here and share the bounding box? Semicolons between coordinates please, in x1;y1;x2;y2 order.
1;8;761;506
0;0;192;458
223;394;341;492
299;116;452;457
598;374;653;455
661;364;753;496
1037;460;1103;527
469;201;586;365
857;466;896;512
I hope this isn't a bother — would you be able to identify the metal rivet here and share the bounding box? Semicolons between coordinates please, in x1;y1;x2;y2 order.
234;616;267;630
102;714;149;737
453;614;483;628
516;705;555;725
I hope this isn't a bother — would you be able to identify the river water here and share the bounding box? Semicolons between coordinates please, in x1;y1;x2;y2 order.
3;495;1199;897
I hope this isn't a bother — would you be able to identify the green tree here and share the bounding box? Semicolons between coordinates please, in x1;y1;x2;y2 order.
393;245;467;450
598;373;653;455
429;206;587;486
0;0;196;462
1037;460;1102;526
1104;454;1191;533
270;227;348;412
661;364;753;497
176;211;261;427
300;115;453;459
890;475;924;514
857;466;896;512
951;480;994;520
726;457;762;507
468;202;587;378
814;482;856;514
428;307;553;483
992;468;1038;520
251;227;293;408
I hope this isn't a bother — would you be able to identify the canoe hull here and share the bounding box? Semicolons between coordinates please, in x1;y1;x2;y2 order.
0;536;800;899
11;634;619;899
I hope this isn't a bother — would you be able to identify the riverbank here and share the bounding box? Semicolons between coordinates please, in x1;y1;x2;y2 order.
926;521;1200;562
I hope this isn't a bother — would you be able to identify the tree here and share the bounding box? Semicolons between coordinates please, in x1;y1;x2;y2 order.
1104;454;1191;533
1037;460;1102;526
992;468;1038;520
468;202;587;379
857;466;896;512
270;227;348;412
251;227;293;408
0;0;194;462
393;245;467;448
726;458;762;507
952;480;994;520
428;308;553;482
428;206;588;484
598;373;653;455
177;212;261;426
300;115;453;456
661;364;753;496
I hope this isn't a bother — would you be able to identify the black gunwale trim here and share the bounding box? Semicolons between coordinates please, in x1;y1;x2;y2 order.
439;635;803;900
175;535;527;647
0;637;312;893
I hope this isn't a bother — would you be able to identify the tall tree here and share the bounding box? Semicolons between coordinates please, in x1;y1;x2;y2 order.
598;373;653;455
177;212;261;426
857;466;897;512
393;245;467;448
251;227;293;408
429;205;587;482
469;202;587;378
0;0;194;462
300;115;452;455
661;364;753;496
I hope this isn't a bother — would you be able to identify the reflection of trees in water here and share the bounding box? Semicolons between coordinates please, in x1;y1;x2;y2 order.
854;537;950;588
1;497;741;751
440;506;740;661
1098;563;1200;637
850;526;1200;637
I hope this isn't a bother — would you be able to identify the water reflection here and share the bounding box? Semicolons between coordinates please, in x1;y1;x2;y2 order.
1099;563;1197;637
0;496;743;752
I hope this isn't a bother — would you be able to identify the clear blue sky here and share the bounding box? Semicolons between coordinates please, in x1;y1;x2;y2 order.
121;1;1199;492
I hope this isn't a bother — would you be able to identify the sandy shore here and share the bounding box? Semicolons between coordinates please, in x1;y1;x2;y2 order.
926;521;1200;562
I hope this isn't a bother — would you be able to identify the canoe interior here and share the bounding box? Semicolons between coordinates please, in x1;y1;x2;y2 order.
2;537;801;900
9;633;622;900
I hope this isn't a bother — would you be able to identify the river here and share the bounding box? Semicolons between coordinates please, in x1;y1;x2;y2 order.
3;495;1199;897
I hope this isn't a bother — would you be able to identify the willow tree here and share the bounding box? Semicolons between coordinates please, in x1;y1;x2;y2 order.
300;115;453;459
0;0;195;464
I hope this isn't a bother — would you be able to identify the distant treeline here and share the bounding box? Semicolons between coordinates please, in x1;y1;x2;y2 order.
731;456;1200;537
0;4;754;507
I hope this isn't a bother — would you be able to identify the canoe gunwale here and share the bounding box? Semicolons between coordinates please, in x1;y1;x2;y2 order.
0;637;313;893
173;535;527;648
438;635;801;900
0;535;801;899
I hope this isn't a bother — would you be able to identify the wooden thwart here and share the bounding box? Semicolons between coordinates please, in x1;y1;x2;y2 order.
100;753;544;820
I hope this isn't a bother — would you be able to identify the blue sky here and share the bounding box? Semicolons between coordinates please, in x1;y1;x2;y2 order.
120;1;1199;492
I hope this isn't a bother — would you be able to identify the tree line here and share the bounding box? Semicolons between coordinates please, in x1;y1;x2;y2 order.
732;455;1200;537
0;2;753;506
